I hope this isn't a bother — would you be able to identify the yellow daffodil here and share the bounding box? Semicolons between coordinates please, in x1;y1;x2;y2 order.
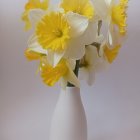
40;58;80;87
60;0;98;46
28;8;90;66
26;31;79;87
93;0;128;47
36;12;70;52
22;0;49;30
60;0;94;19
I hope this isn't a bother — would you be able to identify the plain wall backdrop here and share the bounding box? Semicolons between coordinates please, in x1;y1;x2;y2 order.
0;0;140;140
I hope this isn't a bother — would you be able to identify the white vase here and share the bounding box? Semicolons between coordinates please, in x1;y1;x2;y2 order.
49;87;87;140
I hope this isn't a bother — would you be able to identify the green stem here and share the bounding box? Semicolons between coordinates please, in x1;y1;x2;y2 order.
98;20;102;36
74;60;80;77
67;60;80;87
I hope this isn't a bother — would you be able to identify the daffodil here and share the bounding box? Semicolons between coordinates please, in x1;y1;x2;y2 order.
22;0;129;88
79;46;97;85
40;58;80;87
36;12;70;52
79;35;108;85
60;0;99;45
28;8;91;66
93;0;128;47
79;45;108;85
25;43;79;87
60;0;94;19
22;0;49;30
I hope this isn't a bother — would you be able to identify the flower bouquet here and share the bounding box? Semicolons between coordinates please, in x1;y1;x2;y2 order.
22;0;128;140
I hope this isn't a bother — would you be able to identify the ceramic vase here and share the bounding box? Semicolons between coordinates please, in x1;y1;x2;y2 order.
49;87;87;140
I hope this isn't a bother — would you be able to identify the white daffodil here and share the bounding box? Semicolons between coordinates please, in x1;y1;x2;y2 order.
79;35;109;86
93;0;128;48
80;30;121;85
79;46;108;86
79;46;97;85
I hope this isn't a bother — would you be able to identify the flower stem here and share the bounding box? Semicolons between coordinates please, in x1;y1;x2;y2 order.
74;60;80;77
98;20;102;36
67;60;80;87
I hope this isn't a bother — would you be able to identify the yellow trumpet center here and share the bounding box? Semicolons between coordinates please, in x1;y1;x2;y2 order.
36;12;70;52
41;59;68;86
111;0;128;35
60;0;94;19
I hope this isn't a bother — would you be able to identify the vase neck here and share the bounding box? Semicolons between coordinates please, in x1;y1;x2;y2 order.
60;87;81;100
61;87;80;94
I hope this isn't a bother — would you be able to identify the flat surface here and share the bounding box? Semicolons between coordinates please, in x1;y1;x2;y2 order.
0;0;140;140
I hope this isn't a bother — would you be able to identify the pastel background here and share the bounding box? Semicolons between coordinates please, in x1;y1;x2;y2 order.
0;0;140;140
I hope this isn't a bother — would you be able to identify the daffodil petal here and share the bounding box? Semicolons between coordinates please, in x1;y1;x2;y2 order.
99;41;106;56
108;29;113;46
47;1;64;13
79;44;109;86
46;50;54;66
65;63;80;88
85;45;99;65
79;66;95;86
29;44;47;54
64;37;85;60
82;21;97;45
92;0;109;20
67;59;76;70
61;59;78;88
64;21;98;60
53;52;65;67
104;44;121;63
105;0;113;6
65;12;89;38
41;59;68;86
29;9;45;27
107;24;121;48
28;35;47;54
95;34;104;43
61;77;67;89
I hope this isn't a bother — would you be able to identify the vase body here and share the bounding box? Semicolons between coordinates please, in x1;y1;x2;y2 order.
49;87;87;140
